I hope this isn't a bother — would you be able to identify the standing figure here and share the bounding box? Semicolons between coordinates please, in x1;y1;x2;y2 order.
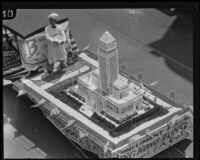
45;13;68;74
3;33;17;52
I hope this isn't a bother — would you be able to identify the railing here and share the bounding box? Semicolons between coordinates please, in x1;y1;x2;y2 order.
119;67;192;109
3;50;22;71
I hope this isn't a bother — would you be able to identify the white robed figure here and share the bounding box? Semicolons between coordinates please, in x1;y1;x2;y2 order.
45;13;68;74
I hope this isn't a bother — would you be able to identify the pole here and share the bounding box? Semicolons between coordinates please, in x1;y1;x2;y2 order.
169;91;175;100
138;72;143;82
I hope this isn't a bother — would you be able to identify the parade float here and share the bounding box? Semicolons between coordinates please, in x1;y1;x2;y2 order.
3;19;193;158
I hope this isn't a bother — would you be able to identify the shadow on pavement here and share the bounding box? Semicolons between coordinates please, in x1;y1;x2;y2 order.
148;11;193;83
3;86;83;158
154;138;193;158
173;138;193;154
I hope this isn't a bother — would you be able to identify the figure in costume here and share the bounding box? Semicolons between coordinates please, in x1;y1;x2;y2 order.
45;13;68;74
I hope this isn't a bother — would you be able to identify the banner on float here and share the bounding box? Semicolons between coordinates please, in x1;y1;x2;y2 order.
113;111;193;158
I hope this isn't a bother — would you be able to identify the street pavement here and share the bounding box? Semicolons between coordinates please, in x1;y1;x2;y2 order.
3;9;193;158
4;121;47;158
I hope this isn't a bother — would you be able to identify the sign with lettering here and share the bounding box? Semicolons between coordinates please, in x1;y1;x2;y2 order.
62;125;107;158
19;33;48;70
18;21;70;70
2;9;16;20
62;125;79;140
79;136;105;158
113;112;192;158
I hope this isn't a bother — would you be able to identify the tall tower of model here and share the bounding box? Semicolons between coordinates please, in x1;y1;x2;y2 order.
98;31;119;94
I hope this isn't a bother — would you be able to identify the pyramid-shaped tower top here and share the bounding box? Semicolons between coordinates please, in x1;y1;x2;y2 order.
99;31;116;44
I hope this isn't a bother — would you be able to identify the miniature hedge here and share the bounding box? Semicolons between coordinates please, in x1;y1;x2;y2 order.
90;112;115;132
48;78;169;138
49;89;82;112
109;98;169;137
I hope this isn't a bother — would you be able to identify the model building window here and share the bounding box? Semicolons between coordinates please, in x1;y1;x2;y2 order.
116;107;119;114
110;106;113;112
121;108;126;114
136;103;140;110
98;101;101;107
107;105;110;111
128;105;133;111
100;101;103;108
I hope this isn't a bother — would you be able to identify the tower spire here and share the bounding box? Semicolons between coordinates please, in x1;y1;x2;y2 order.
98;31;119;94
99;31;115;44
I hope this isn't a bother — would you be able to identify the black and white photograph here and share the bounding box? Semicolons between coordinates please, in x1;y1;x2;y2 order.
2;2;198;159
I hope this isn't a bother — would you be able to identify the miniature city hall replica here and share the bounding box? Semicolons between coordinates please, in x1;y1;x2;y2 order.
3;20;193;158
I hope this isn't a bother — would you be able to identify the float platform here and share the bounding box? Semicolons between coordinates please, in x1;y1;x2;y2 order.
12;52;193;158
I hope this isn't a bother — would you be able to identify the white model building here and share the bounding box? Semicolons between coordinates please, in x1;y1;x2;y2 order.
98;31;119;94
70;31;144;122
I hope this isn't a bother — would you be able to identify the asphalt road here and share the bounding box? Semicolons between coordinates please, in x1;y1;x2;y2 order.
3;9;193;158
